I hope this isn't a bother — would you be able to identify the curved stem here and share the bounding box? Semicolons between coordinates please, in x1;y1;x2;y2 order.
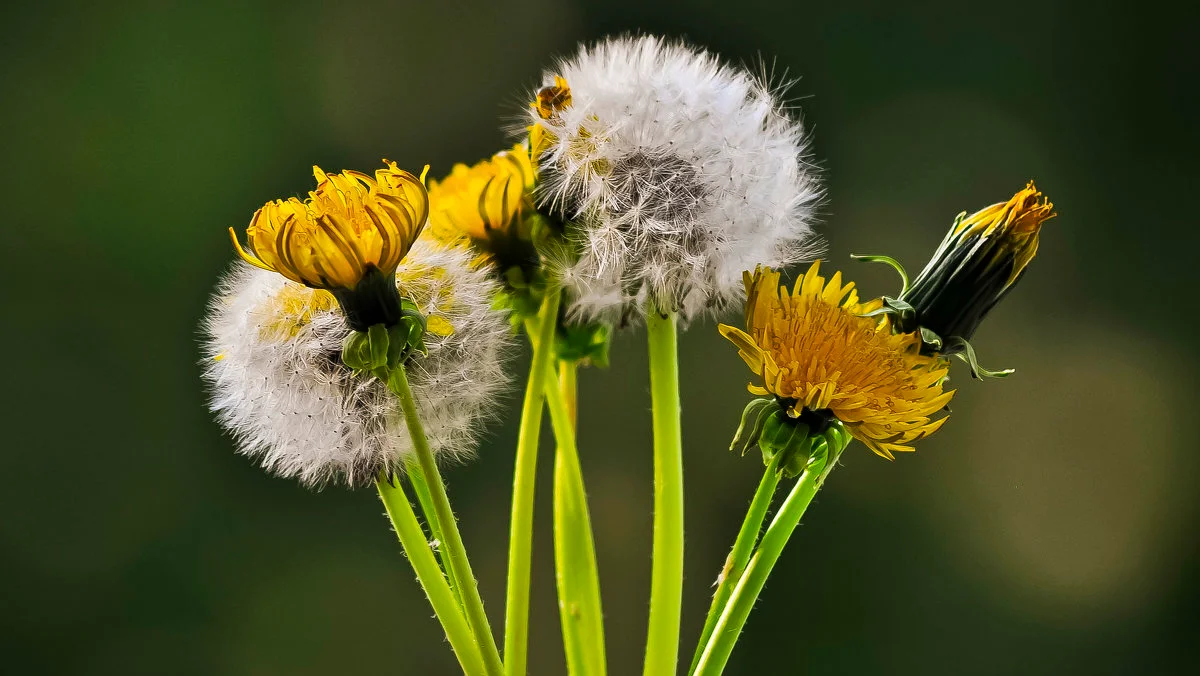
503;290;562;676
545;358;607;675
687;454;782;675
643;309;684;676
692;467;822;676
404;455;463;610
388;365;505;676
376;478;487;676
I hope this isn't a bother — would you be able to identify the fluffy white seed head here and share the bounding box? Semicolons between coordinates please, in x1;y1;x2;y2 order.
529;35;822;325
201;235;513;489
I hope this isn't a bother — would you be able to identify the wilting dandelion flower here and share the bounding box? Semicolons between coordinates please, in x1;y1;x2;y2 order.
206;186;512;487
527;35;821;325
719;264;953;460
229;162;428;331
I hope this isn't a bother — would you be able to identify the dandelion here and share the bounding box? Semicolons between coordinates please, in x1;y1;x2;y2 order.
855;181;1055;377
719;263;952;461
526;35;821;325
203;231;512;488
229;163;428;331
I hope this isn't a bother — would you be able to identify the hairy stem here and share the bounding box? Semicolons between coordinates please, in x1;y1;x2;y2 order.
692;466;822;676
687;453;782;675
388;365;505;676
376;478;487;676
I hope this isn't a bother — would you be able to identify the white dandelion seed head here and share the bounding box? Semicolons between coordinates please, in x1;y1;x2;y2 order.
201;235;513;489
528;34;823;326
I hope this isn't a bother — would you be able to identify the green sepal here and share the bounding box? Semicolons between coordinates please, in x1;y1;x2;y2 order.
943;336;1014;380
850;253;911;296
555;321;612;368
919;327;943;352
858;297;918;332
729;398;775;454
341;301;429;374
757;410;814;479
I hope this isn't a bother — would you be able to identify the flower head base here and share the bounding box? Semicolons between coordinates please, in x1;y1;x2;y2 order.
230;162;429;331
527;35;821;325
719;264;953;460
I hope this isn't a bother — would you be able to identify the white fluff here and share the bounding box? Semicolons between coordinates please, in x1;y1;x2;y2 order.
529;35;822;325
201;236;513;489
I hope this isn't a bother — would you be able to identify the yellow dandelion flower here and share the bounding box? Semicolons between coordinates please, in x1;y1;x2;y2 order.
902;181;1055;343
427;144;535;243
719;263;953;460
229;161;429;331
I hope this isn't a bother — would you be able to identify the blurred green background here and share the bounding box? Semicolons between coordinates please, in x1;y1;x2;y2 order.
4;1;1198;674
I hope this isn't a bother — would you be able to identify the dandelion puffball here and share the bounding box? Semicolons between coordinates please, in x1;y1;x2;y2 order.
202;235;513;488
528;35;822;325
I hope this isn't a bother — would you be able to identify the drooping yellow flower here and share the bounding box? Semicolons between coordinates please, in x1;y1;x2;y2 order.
230;162;429;291
719;263;953;459
901;181;1055;343
427;145;535;243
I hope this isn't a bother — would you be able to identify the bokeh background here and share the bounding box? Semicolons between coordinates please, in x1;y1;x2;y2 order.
4;1;1198;674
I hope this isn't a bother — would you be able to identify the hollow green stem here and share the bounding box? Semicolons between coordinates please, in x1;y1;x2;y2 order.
503;290;562;676
545;357;607;675
387;365;505;676
376;477;487;676
403;454;464;611
687;453;783;675
692;466;823;676
644;309;684;676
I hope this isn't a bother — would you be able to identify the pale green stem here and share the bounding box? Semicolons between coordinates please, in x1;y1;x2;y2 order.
503;290;562;676
643;309;684;676
376;477;487;676
404;454;464;611
687;453;783;676
692;466;823;676
545;357;607;675
387;365;505;676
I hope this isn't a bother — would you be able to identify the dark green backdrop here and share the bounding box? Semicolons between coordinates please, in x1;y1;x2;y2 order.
4;1;1198;674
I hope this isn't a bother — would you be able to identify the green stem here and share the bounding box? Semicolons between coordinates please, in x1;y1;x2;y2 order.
545;357;607;675
403;454;464;611
376;478;487;676
687;454;783;676
503;290;562;676
388;365;505;676
692;466;823;676
644;309;685;676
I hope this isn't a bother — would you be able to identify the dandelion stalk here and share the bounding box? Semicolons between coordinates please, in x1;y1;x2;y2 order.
403;455;464;609
692;463;825;676
644;308;685;676
503;290;562;676
375;477;487;676
544;355;607;676
687;452;783;676
387;364;505;676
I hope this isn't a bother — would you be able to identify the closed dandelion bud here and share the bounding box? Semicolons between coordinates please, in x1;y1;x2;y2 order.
719;264;953;460
903;181;1054;344
202;234;514;488
856;182;1055;378
527;35;822;325
229;162;429;332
